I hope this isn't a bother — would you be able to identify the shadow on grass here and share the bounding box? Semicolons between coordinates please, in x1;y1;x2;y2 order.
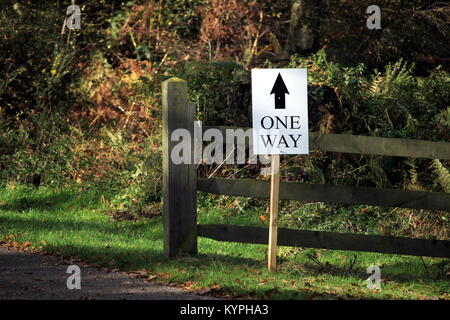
36;241;448;299
0;189;447;299
0;189;92;212
278;257;448;283
27;243;347;299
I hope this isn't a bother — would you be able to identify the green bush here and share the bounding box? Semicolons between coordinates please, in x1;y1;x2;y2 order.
286;51;450;190
180;60;250;126
289;50;450;141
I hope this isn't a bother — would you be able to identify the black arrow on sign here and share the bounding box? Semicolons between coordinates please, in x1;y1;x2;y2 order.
270;73;289;109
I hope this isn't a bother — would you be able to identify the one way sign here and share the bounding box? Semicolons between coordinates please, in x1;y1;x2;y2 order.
252;69;309;155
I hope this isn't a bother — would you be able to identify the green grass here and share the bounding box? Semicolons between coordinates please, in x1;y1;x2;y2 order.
0;185;448;299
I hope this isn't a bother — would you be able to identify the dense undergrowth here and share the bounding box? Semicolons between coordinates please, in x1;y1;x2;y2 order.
0;1;449;241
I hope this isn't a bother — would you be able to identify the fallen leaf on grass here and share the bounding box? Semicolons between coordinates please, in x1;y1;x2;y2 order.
129;269;149;278
197;284;222;295
358;207;369;213
181;280;195;291
136;269;148;277
157;272;172;280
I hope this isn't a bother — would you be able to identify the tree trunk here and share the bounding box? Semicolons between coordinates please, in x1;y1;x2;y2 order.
285;0;320;55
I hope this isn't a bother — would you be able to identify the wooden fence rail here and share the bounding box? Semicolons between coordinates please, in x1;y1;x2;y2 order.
162;77;450;259
197;178;450;211
197;224;450;258
203;126;450;159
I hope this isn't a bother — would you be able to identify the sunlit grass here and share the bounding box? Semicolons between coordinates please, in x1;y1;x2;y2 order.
0;186;448;299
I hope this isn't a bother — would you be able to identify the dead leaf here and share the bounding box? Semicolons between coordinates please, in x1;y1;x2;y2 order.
181;280;195;291
157;272;172;280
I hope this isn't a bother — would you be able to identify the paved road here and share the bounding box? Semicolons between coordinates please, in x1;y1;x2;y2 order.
0;247;212;300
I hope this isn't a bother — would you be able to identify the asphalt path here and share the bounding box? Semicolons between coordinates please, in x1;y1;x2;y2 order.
0;246;213;300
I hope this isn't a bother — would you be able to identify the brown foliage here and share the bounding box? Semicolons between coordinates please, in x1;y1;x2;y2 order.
69;55;156;139
199;0;282;63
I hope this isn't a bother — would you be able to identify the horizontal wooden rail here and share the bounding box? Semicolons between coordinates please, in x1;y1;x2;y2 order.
202;126;450;159
197;224;450;258
197;178;450;211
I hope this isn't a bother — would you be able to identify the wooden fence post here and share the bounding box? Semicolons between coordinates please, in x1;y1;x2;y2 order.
162;77;197;258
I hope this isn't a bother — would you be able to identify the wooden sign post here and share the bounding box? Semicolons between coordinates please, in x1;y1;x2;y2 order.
268;154;280;271
251;69;309;272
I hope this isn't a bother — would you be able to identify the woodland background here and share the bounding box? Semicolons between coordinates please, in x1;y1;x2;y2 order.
1;0;449;242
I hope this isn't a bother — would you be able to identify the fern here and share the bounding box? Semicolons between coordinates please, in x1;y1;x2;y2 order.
384;59;415;87
404;158;418;184
431;159;450;192
367;73;383;97
364;60;414;100
435;107;450;128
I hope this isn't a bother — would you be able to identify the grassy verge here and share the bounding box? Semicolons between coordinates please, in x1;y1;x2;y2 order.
0;185;448;299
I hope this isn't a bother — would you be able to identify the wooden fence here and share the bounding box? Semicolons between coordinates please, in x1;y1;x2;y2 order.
162;77;450;259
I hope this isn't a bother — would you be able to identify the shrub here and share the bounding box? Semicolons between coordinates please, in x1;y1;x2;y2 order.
180;60;250;126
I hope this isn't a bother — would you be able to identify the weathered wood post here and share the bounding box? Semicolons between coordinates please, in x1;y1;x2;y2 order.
162;77;197;257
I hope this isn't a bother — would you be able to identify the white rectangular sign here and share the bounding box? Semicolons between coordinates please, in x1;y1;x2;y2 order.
251;68;309;155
